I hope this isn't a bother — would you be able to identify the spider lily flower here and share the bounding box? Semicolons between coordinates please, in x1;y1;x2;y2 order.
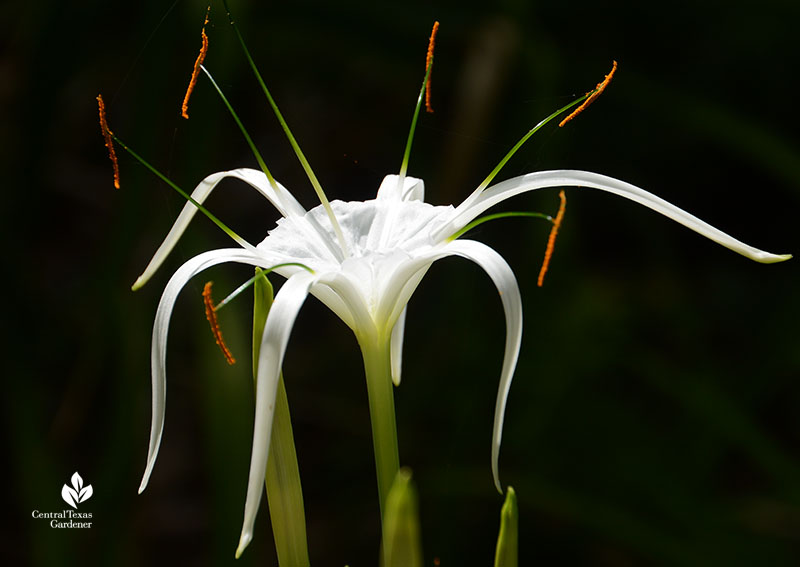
126;14;791;560
135;162;789;556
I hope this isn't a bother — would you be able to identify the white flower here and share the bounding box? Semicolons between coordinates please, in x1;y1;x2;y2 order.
134;163;789;554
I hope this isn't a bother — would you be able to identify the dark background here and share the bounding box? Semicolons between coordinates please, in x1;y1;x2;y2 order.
4;0;799;565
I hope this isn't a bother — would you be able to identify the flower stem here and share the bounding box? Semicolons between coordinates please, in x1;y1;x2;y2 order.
359;335;401;519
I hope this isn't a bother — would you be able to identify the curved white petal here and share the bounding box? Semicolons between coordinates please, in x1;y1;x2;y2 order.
308;284;357;330
390;307;407;386
376;174;425;202
236;272;316;558
315;271;378;340
133;168;306;290
368;238;522;492
369;176;427;252
380;263;431;338
442;240;523;493
438;170;791;263
138;248;270;495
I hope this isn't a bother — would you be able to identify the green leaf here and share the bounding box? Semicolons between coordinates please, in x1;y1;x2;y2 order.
253;269;310;567
381;468;423;567
494;486;518;567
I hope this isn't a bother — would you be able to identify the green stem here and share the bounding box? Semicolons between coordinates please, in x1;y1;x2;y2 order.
359;335;401;519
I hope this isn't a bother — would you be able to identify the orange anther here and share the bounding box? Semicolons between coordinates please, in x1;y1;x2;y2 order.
202;281;236;365
181;7;211;119
425;21;439;114
96;94;120;189
537;190;566;287
559;60;617;128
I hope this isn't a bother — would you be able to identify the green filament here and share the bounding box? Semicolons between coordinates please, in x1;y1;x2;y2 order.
448;211;553;241
199;65;279;190
398;58;434;186
111;134;251;251
220;0;349;257
214;263;314;312
476;93;591;193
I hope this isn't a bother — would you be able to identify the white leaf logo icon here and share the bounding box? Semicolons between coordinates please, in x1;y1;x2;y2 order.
61;472;93;509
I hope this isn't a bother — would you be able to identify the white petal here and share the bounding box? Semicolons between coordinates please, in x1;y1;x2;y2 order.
379;263;431;338
377;174;425;202
236;272;316;558
370;239;522;492
439;170;791;263
369;175;429;253
390;307;407;386
308;284;357;330
138;249;269;495
315;271;377;339
443;240;523;493
133;168;306;290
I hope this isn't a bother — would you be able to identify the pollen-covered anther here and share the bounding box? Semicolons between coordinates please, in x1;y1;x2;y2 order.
537;190;566;287
424;21;439;114
202;281;236;365
181;7;211;120
559;60;617;128
96;94;120;189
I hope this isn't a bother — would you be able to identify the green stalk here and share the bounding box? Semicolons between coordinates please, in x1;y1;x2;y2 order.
359;334;401;519
253;269;310;567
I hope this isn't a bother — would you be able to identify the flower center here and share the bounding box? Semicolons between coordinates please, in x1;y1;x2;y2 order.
261;198;454;270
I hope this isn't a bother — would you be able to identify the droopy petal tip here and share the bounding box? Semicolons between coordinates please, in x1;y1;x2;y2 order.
753;252;792;264
235;531;252;559
493;468;503;494
132;273;149;291
138;463;154;494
